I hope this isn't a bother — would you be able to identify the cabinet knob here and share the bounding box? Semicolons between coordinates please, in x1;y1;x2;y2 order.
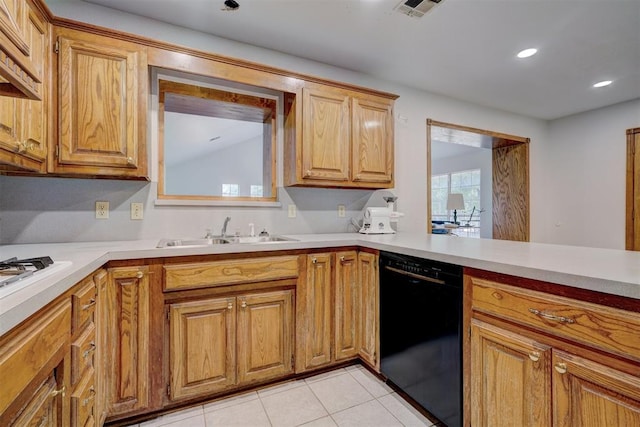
127;156;135;165
227;302;233;310
312;257;317;264
17;142;28;153
83;341;96;359
136;271;144;279
528;352;540;362
82;298;96;311
241;300;247;308
554;362;568;374
50;386;66;398
339;256;345;262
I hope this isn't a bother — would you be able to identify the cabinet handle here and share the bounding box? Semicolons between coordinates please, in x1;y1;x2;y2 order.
528;352;540;362
554;362;568;374
227;302;233;310
339;256;345;262
136;271;144;279
240;300;247;308
528;308;575;324
83;341;96;359
50;386;65;398
82;298;96;310
312;257;317;264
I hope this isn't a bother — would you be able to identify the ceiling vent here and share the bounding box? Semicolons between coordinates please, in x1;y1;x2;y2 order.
394;0;443;18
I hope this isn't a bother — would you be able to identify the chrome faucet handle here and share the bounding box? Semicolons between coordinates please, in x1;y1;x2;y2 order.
204;228;215;238
221;216;231;237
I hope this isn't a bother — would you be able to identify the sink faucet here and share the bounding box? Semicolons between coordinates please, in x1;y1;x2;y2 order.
221;216;231;237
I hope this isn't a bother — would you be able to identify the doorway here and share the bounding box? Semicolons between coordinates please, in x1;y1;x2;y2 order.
427;119;530;242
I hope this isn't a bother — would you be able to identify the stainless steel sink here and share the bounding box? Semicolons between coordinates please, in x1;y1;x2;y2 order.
157;235;296;248
157;238;230;248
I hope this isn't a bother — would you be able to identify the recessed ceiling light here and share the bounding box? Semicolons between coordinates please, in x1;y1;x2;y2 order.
593;80;612;88
516;48;538;59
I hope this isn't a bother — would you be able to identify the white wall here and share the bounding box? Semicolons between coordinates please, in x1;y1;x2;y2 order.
538;99;639;249
0;1;635;249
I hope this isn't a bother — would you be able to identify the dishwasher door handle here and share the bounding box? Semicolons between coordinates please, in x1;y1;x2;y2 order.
383;265;446;285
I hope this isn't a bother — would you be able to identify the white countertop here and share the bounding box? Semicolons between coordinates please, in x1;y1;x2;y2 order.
1;233;639;335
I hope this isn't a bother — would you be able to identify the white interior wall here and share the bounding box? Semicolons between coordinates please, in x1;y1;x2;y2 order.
0;1;635;249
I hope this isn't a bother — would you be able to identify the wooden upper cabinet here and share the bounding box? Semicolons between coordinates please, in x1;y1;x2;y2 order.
301;87;350;182
0;0;48;173
285;83;396;189
0;0;42;99
52;27;148;179
351;96;393;184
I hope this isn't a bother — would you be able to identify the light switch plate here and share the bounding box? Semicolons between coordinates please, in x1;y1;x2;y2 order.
288;204;297;218
338;204;346;217
131;203;144;220
96;201;109;219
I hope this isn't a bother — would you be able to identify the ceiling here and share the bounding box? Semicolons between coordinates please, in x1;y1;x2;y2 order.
81;0;640;120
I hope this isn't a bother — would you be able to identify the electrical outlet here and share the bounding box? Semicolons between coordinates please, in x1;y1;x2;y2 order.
131;203;144;220
288;204;297;218
338;204;346;217
95;201;109;219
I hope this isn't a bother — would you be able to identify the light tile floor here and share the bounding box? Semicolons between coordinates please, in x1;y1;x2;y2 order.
128;365;436;427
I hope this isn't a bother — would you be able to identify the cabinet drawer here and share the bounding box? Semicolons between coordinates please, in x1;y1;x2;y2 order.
71;369;96;427
164;255;299;291
470;276;640;362
0;300;71;415
72;279;96;333
71;323;96;386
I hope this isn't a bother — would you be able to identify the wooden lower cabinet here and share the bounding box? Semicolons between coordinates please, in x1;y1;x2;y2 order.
297;250;379;372
104;266;150;417
468;272;640;427
470;319;551;427
552;350;640;426
10;371;64;427
357;251;378;368
168;289;294;401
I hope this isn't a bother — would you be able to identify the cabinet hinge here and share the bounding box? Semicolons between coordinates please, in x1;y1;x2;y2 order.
54;145;59;158
166;310;170;321
167;384;171;396
291;354;295;369
54;39;59;54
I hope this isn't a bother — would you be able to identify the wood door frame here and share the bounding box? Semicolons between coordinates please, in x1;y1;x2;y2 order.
427;119;530;241
626;127;640;250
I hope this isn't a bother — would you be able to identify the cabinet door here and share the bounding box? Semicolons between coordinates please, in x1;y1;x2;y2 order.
334;251;359;361
19;0;48;163
10;373;62;427
351;96;393;184
297;253;333;370
93;269;108;426
169;297;236;401
471;319;552;427
55;29;147;177
358;252;378;368
105;266;150;416
237;290;294;384
552;350;640;427
301;87;350;182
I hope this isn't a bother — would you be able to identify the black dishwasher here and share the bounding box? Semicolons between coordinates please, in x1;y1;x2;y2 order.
379;251;462;427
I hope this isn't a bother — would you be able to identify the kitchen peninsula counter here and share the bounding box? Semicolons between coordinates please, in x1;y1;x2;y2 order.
1;233;639;335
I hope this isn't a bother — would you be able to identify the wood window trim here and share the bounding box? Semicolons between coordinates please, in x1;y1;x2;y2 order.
626;127;640;250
